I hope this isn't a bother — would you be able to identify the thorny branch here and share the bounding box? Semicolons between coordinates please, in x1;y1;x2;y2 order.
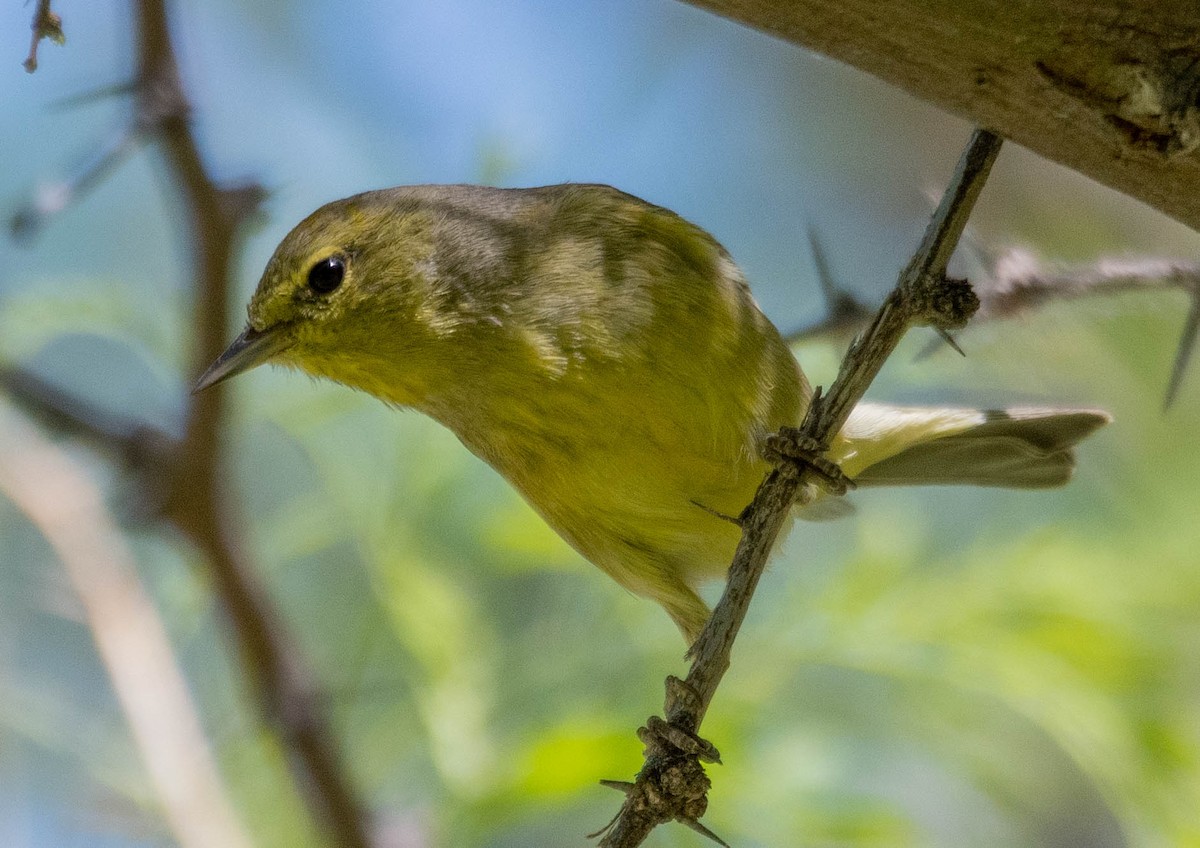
974;252;1200;407
595;129;1003;847
10;2;377;846
23;0;63;73
788;234;1200;408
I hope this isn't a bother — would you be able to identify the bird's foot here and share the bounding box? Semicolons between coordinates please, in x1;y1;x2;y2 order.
763;428;856;496
638;714;722;765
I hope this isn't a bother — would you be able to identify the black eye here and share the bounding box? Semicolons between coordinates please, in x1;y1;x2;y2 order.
307;256;345;294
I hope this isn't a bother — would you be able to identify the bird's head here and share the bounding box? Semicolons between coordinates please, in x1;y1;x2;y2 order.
194;190;466;406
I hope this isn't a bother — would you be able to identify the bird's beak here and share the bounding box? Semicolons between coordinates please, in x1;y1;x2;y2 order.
192;324;291;393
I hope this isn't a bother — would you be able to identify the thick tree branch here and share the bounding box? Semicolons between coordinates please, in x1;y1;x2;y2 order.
681;0;1200;233
596;129;1001;847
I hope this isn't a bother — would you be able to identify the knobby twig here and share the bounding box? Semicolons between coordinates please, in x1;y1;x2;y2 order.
23;0;63;72
788;233;1200;407
0;399;253;848
11;2;377;845
595;129;1002;847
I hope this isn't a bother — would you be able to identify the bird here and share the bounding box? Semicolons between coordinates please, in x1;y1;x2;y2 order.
195;183;1110;645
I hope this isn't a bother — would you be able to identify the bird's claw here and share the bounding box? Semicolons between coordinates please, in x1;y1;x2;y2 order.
763;428;856;496
638;715;722;764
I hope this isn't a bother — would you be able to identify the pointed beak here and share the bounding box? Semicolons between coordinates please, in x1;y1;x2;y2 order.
192;324;292;393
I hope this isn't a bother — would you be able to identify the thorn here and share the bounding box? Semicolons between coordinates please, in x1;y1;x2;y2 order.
912;328;966;361
586;808;623;840
1164;286;1200;409
50;80;138;111
807;224;839;304
689;499;741;526
599;779;635;796
680;816;731;847
784;228;875;345
935;326;966;356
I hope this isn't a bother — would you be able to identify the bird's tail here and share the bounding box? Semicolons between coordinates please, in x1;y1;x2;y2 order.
830;403;1111;489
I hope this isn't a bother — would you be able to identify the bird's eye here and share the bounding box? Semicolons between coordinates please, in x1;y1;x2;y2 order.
307;256;345;294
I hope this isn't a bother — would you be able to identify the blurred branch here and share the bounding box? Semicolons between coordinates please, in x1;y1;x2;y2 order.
789;239;1200;406
0;399;253;848
0;364;178;522
977;251;1200;408
133;0;376;840
1;354;376;848
681;0;1200;232
11;1;377;845
595;130;1000;847
22;0;63;73
727;0;1200;393
0;365;174;470
973;252;1200;321
11;128;144;240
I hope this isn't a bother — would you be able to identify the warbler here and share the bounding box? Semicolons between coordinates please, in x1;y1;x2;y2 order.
196;184;1109;643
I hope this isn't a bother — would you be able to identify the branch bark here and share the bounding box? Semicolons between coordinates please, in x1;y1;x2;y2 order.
681;0;1200;233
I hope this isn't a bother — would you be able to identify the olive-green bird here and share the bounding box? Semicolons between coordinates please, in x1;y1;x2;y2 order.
197;184;1109;644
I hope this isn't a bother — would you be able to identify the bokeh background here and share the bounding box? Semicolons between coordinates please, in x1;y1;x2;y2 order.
3;1;1200;846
